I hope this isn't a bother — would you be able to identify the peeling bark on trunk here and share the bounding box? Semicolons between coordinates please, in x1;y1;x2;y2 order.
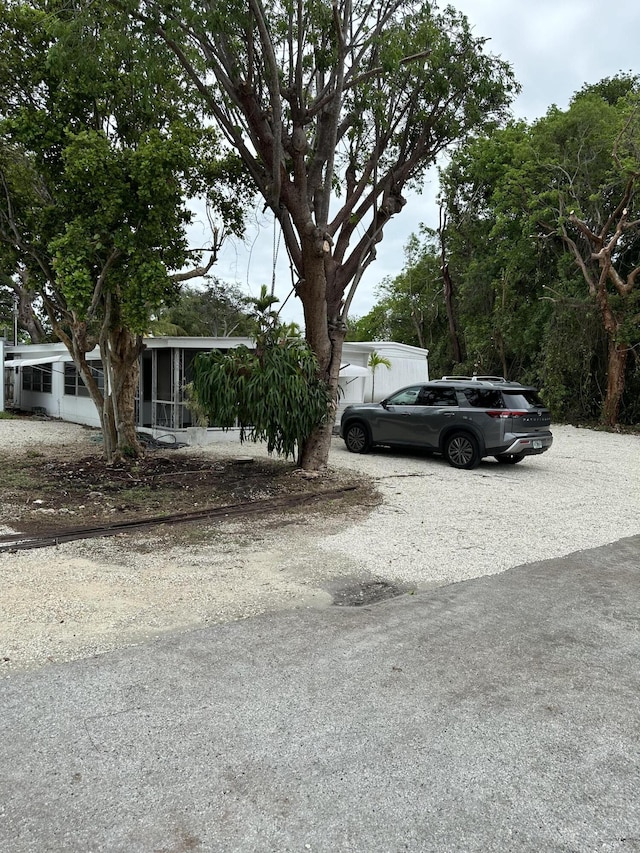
102;327;144;460
602;340;628;426
297;240;344;470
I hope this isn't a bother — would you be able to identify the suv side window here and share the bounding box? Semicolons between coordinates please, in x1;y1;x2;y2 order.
386;386;421;405
418;387;458;406
462;388;504;409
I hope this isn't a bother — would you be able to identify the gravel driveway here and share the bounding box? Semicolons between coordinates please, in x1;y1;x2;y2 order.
1;418;638;673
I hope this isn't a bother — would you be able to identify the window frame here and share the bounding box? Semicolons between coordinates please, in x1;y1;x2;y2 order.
417;386;459;407
63;361;104;397
22;365;52;394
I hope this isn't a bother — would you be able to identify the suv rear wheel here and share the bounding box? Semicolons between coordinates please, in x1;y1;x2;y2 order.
444;431;480;470
344;422;371;454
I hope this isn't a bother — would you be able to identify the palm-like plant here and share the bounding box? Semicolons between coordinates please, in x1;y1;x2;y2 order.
368;351;392;402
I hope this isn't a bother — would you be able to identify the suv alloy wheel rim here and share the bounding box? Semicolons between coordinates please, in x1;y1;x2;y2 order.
346;424;367;453
448;435;474;466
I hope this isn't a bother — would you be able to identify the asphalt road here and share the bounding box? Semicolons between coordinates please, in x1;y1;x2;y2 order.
2;534;640;853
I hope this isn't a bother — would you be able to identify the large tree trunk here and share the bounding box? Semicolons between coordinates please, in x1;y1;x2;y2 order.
602;340;628;427
593;273;628;428
100;325;144;461
78;331;143;464
17;291;47;343
58;318;118;460
439;211;463;365
297;241;343;470
9;277;47;343
48;309;144;463
298;327;343;470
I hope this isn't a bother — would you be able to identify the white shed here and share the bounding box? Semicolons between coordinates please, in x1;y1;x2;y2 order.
338;341;430;418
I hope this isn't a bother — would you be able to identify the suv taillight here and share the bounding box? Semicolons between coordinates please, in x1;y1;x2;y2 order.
486;410;528;419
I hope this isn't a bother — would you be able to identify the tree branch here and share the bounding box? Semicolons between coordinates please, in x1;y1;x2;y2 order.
169;252;218;284
87;247;122;321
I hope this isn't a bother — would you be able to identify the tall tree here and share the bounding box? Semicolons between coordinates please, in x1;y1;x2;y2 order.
140;0;517;468
532;82;640;425
0;0;247;461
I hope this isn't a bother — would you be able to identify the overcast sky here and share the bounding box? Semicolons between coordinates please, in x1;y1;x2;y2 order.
192;0;640;325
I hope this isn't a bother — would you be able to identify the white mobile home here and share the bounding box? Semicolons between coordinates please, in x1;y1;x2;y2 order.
2;337;429;443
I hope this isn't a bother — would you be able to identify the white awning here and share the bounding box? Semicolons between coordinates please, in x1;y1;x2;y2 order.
3;355;71;367
339;363;369;377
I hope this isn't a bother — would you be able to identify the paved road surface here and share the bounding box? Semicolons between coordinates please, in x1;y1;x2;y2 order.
2;535;640;853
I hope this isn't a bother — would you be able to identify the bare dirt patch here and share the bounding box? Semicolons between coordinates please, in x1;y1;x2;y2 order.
0;445;378;540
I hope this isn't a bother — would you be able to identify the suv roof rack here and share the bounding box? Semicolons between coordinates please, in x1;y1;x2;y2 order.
440;375;507;383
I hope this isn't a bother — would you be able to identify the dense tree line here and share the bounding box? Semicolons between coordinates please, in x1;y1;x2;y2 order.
350;76;640;426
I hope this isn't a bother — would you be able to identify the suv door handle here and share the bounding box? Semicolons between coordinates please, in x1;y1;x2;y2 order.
443;411;457;417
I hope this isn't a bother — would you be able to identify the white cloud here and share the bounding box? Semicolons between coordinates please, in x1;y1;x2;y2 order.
195;0;640;325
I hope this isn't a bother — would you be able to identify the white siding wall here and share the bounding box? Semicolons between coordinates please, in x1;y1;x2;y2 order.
342;342;430;403
16;362;101;427
336;376;366;420
367;355;430;402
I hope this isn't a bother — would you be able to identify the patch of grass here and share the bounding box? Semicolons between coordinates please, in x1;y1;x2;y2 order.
0;458;47;491
0;411;17;419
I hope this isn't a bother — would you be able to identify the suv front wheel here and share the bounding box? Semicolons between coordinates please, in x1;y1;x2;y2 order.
444;431;481;470
344;422;371;454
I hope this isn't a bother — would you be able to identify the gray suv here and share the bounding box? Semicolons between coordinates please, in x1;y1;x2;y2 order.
339;376;553;469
